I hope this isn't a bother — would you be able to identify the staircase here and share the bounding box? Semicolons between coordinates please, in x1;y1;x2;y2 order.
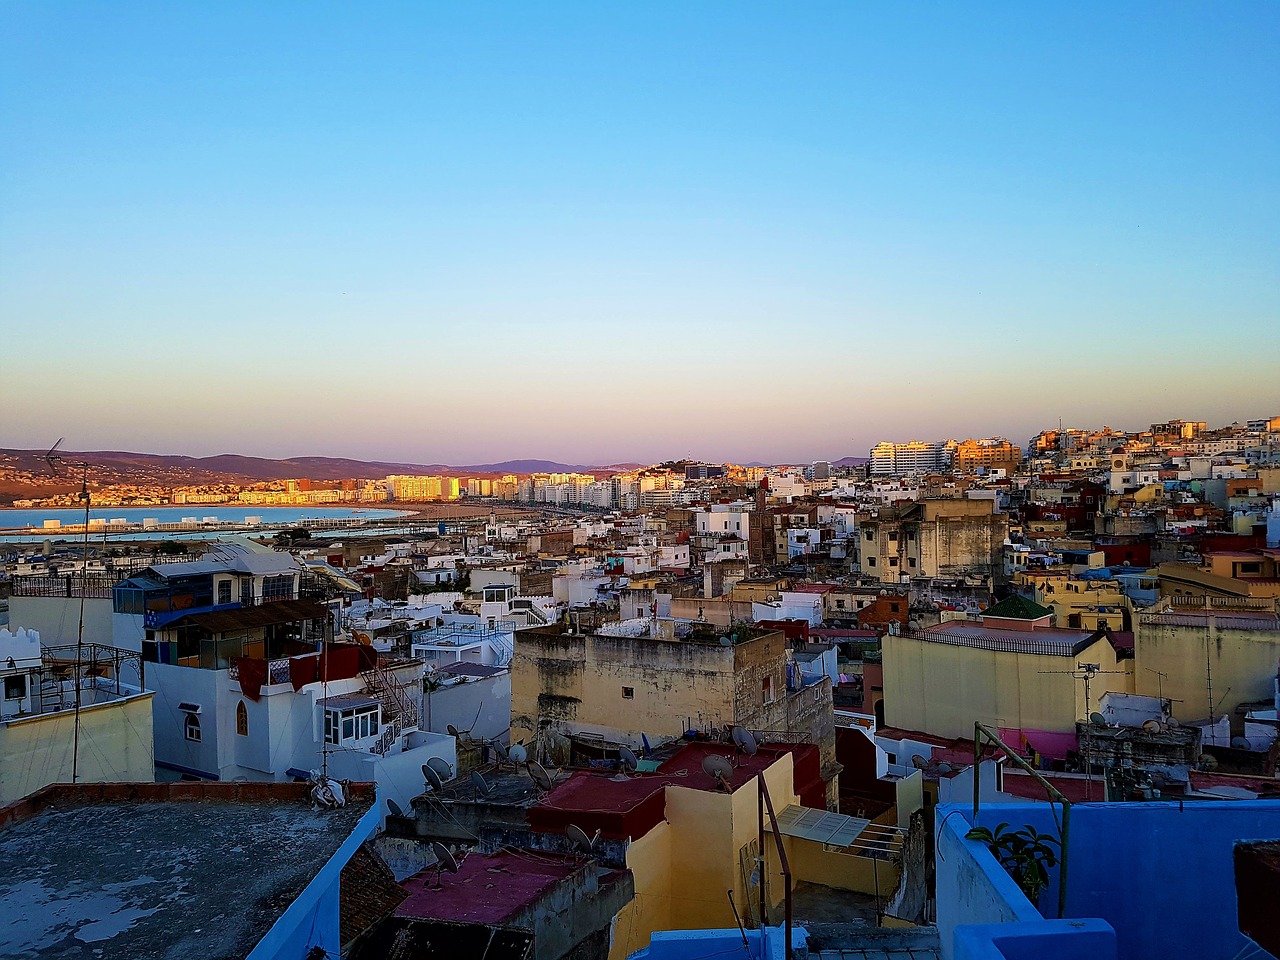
361;659;420;756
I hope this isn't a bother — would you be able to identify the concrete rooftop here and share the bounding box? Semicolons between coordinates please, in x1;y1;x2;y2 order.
0;782;374;960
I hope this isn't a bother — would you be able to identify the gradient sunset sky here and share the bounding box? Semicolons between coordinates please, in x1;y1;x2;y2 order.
3;3;1278;466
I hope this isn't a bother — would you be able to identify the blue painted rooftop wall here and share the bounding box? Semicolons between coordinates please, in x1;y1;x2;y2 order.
937;800;1280;960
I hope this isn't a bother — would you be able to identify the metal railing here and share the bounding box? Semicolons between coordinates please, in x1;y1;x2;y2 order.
972;722;1071;920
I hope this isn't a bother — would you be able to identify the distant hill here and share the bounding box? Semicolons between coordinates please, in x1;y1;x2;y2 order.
831;456;870;467
0;448;645;503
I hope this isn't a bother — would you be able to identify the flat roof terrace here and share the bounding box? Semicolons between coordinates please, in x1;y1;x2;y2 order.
0;781;376;960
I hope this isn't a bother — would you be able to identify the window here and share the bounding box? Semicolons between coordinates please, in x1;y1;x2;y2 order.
835;599;845;610
622;686;635;699
236;701;248;736
762;676;774;703
908;558;917;568
184;714;202;742
868;557;877;567
888;532;898;542
326;705;379;744
218;581;232;606
889;558;898;567
890;603;900;613
865;531;875;541
4;675;26;700
262;575;293;602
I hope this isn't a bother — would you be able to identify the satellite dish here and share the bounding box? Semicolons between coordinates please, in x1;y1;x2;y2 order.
936;761;953;774
1165;716;1180;729
428;841;460;888
911;754;928;769
423;764;445;791
427;756;453;781
509;743;528;764
701;754;735;790
528;761;555;792
447;723;461;737
1197;753;1219;771
470;771;492;797
386;798;404;817
1089;712;1107;727
567;824;601;855
732;727;759;756
492;740;510;762
619;746;639;771
1141;719;1162;734
1231;736;1251;750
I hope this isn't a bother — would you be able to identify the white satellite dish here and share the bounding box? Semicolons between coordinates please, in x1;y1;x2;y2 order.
732;727;759;757
910;754;928;769
528;761;555;792
427;756;454;781
447;723;463;737
423;764;445;791
509;743;528;764
470;771;492;798
567;824;601;855
1141;719;1162;734
492;740;510;762
619;746;639;771
701;754;735;790
1089;712;1107;727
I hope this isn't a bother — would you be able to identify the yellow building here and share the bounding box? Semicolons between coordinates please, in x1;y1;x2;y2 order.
532;744;911;960
1034;578;1132;631
1158;556;1280;602
0;629;154;805
1135;602;1280;731
881;596;1133;739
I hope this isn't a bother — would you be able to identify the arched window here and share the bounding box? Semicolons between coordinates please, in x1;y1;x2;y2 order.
184;713;201;743
236;701;248;736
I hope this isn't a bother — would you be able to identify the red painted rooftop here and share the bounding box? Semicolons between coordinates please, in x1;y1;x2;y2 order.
528;742;824;839
396;849;580;925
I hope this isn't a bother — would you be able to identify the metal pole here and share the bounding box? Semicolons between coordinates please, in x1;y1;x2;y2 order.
758;772;767;926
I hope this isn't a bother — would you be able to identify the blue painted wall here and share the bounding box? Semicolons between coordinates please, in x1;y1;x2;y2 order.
247;801;380;960
937;800;1280;960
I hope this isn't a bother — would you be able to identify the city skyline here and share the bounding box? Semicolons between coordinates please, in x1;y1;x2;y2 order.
3;4;1278;463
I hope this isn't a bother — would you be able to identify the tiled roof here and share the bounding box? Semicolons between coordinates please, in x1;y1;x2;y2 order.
982;594;1053;620
341;842;409;946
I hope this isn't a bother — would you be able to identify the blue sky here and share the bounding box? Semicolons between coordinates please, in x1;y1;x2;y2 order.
3;3;1278;465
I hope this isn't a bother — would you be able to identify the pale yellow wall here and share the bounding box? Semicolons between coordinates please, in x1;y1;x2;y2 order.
785;836;901;899
1136;618;1280;727
608;822;673;960
882;635;1132;738
0;694;154;805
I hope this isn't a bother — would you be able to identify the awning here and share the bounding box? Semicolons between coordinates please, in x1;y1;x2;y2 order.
772;804;905;858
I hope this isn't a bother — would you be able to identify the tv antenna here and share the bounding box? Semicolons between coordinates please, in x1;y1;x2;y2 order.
1038;661;1124;799
44;439;94;784
509;742;529;764
469;770;492;800
427;841;460;889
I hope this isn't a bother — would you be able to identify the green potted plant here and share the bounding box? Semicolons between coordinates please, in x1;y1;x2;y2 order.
966;822;1061;904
